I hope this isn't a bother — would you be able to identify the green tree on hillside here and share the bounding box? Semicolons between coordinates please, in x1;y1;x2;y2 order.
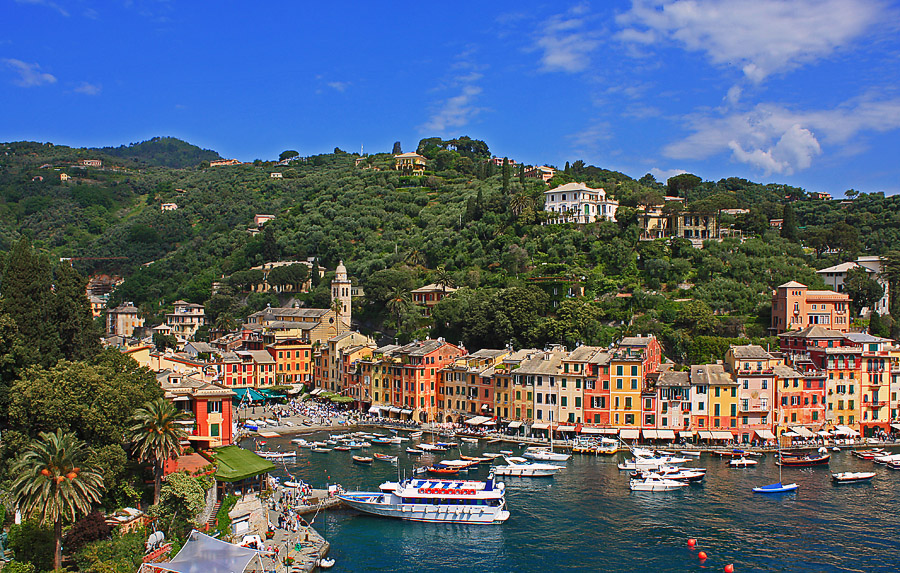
844;267;884;315
279;150;299;161
781;204;798;241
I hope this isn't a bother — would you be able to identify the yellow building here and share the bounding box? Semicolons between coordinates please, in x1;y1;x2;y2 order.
394;152;426;175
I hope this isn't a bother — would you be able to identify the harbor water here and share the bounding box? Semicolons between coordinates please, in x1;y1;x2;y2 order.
254;434;900;572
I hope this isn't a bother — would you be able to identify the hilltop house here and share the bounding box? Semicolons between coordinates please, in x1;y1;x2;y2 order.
543;182;618;224
394;152;426;175
771;281;851;334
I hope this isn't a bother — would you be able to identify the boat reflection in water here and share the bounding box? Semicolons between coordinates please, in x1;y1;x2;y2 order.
339;474;510;524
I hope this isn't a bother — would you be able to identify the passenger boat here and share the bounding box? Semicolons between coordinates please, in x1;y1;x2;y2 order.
729;457;758;468
352;456;373;464
832;471;876;483
338;474;510;524
254;451;296;460
493;456;564;477
406;447;424;455
629;473;689;491
373;453;398;463
752;482;798;494
776;452;830;467
522;447;571;462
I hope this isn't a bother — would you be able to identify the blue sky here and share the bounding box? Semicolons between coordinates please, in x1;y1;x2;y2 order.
3;1;900;196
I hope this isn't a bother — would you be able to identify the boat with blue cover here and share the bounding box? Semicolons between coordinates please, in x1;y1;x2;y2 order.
752;482;798;493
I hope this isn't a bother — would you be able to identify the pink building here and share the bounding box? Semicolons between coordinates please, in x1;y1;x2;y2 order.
770;281;851;334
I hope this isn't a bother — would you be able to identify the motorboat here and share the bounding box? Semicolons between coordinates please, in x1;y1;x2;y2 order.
372;438;393;445
409;431;423;438
437;441;459;448
629;473;689;491
317;557;336;569
338;474;510;524
460;437;480;444
334;446;351;452
311;446;331;453
522;447;571;462
493;456;564;477
729;457;758;468
499;450;513;455
482;453;504;459
777;452;830;467
631;466;705;482
406;447;424;455
752;482;798;494
352;456;373;464
390;436;409;444
459;455;492;464
427;466;460;476
872;452;900;465
832;471;876;483
617;455;689;471
435;459;481;471
419;444;448;452
679;450;701;457
254;451;296;460
374;453;398;463
852;448;885;460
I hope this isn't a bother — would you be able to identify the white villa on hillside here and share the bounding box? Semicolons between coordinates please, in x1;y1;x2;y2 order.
544;182;618;224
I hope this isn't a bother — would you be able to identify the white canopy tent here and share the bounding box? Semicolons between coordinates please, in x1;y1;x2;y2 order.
142;530;263;573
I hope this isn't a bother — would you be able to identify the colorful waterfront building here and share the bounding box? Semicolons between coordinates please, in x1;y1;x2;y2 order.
268;338;313;385
725;345;782;442
609;336;662;429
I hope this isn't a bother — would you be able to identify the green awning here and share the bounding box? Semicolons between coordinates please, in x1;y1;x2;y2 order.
329;395;354;403
232;388;266;402
213;445;275;483
259;389;286;399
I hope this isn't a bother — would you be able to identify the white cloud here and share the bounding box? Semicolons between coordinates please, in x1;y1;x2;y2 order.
617;0;888;82
536;5;601;73
725;85;741;106
422;85;484;132
327;81;349;92
665;97;900;174
650;167;688;182
3;58;57;87
15;0;68;17
72;81;101;95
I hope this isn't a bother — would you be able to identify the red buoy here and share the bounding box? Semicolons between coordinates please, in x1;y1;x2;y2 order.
725;564;734;573
687;538;697;548
698;551;708;561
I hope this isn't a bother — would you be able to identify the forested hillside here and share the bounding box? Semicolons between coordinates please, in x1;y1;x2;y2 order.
1;137;899;363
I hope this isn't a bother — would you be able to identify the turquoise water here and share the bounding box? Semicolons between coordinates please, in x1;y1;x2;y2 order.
253;434;900;572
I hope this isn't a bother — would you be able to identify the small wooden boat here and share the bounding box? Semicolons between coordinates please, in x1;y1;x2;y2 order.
499;450;513;455
482;453;504;459
459;455;491;463
352;456;373;464
460;437;479;443
372;438;393;445
832;471;876;483
334;446;351;452
311;447;331;453
777;452;830;467
427;466;460;476
729;457;758;468
409;431;423;438
679;450;701;457
753;482;798;494
373;453;398;462
406;447;424;454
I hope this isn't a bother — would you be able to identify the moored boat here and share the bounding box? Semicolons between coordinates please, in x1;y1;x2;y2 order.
752;482;798;493
374;453;398;462
729;457;758;468
522;447;571;462
339;474;509;524
334;446;351;452
493;456;564;477
832;471;876;483
777;452;830;467
460;437;480;444
311;446;332;453
629;473;689;491
352;455;373;464
406;447;424;454
255;451;296;460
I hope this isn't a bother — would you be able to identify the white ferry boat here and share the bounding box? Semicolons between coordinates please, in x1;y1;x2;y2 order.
338;474;510;524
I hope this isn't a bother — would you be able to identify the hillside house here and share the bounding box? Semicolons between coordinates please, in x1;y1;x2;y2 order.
394;152;426;175
543;182;618;224
524;165;556;183
771;281;851;334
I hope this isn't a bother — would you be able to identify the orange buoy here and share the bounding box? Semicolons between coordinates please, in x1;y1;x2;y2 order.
687;538;697;548
698;551;707;561
724;564;734;573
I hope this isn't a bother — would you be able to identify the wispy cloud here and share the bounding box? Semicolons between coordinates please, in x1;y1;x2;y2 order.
15;0;68;17
327;81;350;92
650;167;688;182
3;58;57;87
421;49;487;133
664;97;900;174
567;120;613;158
536;4;601;73
617;0;889;83
72;81;101;95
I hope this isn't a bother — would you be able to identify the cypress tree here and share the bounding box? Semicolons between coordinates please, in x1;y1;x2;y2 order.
502;158;510;194
53;263;100;361
0;237;60;367
311;260;321;287
781;204;798;241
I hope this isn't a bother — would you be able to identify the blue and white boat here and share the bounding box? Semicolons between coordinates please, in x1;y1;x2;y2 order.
752;482;798;494
338;474;510;524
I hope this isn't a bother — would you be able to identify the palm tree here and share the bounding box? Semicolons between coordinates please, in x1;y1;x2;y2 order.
11;429;104;570
434;266;455;293
386;287;411;329
126;398;190;505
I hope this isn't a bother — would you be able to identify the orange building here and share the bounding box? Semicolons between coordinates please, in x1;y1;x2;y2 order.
770;281;851;334
268;339;313;385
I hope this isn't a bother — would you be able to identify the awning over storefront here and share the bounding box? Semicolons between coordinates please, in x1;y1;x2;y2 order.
388;407;401;414
507;421;523;429
835;425;860;436
172;396;191;402
465;416;491;425
581;427;617;435
530;423;550;430
232;388;266;402
890;423;900;431
657;429;677;440
781;431;800;438
368;406;381;414
286;384;305;395
698;431;714;439
310;388;323;396
556;425;577;432
755;429;776;440
816;430;832;437
259;388;286;399
790;426;815;438
642;429;659;439
619;429;640;440
679;431;695;438
712;431;734;440
213;445;275;483
400;409;413;416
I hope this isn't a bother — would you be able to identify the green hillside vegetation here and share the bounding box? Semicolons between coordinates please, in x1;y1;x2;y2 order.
2;137;900;363
95;136;222;168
